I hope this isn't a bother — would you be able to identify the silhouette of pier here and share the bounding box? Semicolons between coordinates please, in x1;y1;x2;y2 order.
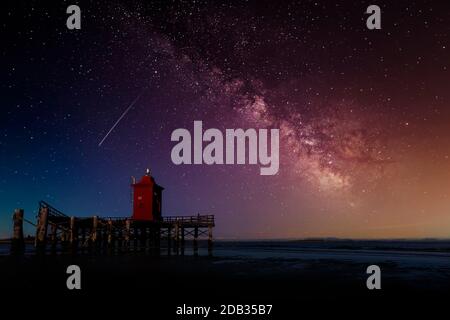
11;201;215;255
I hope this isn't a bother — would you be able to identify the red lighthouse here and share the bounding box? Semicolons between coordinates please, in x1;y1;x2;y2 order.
131;169;164;221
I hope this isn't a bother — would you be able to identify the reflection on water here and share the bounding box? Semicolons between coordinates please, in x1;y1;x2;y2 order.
2;240;450;260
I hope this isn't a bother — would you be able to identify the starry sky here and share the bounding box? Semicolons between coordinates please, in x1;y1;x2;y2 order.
1;0;449;239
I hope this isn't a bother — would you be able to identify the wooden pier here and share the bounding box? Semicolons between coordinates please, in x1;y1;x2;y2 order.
12;201;215;255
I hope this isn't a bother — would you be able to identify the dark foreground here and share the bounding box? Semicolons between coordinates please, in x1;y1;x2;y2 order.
1;241;450;318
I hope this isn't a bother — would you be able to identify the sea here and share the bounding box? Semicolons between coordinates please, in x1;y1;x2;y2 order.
2;239;450;266
2;239;450;309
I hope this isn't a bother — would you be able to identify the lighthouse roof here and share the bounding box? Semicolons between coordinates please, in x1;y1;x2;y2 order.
133;174;164;190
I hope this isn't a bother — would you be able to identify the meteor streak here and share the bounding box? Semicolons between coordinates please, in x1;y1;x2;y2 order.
98;92;144;147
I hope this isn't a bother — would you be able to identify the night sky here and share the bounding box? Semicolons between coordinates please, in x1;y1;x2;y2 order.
1;0;449;239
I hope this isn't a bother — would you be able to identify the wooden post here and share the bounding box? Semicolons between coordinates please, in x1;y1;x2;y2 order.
149;226;153;251
173;222;179;254
124;219;131;250
50;222;58;251
69;216;78;253
154;225;160;256
97;223;103;252
208;225;213;256
60;219;70;252
107;219;113;248
35;206;49;251
11;209;24;253
80;226;86;252
117;225;123;251
102;223;108;250
193;226;199;256
91;216;98;249
140;226;147;251
60;227;66;246
167;226;172;255
133;226;138;251
180;226;185;255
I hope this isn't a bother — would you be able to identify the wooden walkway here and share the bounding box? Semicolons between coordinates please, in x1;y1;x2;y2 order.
12;201;215;255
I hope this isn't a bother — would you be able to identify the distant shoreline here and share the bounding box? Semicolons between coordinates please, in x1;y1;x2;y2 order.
211;237;450;242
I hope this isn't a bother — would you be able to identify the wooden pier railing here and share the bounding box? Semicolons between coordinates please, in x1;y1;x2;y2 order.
163;215;215;224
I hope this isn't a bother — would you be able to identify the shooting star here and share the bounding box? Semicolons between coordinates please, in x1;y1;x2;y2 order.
98;91;144;147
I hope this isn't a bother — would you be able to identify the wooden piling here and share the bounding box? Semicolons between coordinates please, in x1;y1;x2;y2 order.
50;222;58;251
154;226;160;256
173;222;179;254
60;220;69;251
11;209;24;253
102;223;108;250
91;216;98;249
35;206;49;250
140;226;147;251
208;225;213;256
133;226;138;251
124;219;131;249
80;227;86;252
180;226;185;255
167;226;172;255
193;226;199;256
117;225;123;251
107;219;114;248
69;216;78;252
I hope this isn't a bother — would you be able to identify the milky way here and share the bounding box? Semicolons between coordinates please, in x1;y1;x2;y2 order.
119;13;396;194
1;0;450;238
